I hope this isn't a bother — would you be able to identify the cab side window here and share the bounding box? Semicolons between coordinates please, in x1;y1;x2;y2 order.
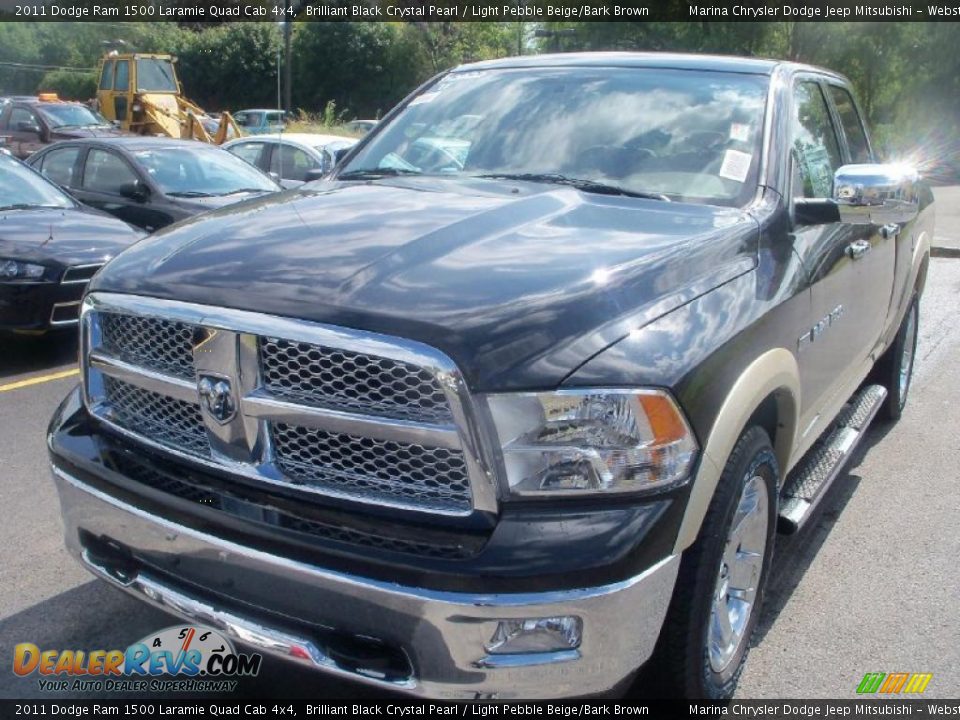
114;60;129;92
828;86;872;164
790;81;843;199
10;107;38;130
83;149;137;194
99;60;115;91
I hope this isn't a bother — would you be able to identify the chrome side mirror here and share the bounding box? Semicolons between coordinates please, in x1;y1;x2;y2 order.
833;163;919;225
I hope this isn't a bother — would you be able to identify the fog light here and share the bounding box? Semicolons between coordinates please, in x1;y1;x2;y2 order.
485;617;582;655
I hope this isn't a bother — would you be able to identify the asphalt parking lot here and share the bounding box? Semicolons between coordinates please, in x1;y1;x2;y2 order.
1;189;958;701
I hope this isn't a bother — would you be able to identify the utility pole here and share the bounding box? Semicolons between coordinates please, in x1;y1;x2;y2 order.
283;1;292;112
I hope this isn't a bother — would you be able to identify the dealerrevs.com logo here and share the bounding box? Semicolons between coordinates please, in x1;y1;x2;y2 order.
13;625;262;693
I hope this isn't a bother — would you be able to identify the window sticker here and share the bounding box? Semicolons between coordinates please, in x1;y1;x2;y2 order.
729;123;751;143
719;149;753;183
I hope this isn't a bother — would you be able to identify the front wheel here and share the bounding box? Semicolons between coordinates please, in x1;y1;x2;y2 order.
657;426;779;699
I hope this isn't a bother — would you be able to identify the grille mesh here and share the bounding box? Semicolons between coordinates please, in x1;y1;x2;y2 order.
103;376;208;457
259;338;453;423
271;423;472;512
100;313;197;380
90;306;475;515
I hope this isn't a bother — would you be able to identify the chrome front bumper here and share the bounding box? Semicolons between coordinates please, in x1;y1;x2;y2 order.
53;465;680;699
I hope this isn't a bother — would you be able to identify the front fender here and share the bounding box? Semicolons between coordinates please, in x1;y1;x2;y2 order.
564;267;806;554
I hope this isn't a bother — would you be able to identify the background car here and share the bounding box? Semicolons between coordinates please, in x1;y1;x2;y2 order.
223;133;357;188
0;94;124;159
233;109;287;135
0;152;143;333
27;137;281;232
345;119;378;135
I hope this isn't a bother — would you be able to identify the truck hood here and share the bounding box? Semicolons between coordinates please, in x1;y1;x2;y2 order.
0;206;143;268
92;178;758;390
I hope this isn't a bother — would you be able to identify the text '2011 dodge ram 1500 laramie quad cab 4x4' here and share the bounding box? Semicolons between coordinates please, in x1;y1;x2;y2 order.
48;53;933;699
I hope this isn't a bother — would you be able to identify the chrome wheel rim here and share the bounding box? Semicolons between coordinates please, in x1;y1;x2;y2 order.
898;306;917;402
709;473;769;674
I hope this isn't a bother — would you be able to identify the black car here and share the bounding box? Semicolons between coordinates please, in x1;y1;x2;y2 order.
0;95;125;159
48;53;932;699
27;137;281;232
0;152;143;333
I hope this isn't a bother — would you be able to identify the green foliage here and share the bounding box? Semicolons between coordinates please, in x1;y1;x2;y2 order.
172;23;283;110
2;19;958;172
36;70;97;101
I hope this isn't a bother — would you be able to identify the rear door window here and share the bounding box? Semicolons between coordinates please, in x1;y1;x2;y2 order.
39;146;81;186
827;85;872;164
228;142;265;168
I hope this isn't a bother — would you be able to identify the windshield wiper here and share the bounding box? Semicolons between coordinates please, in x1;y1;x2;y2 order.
214;188;271;196
167;191;214;198
474;173;670;201
337;167;422;181
0;203;64;211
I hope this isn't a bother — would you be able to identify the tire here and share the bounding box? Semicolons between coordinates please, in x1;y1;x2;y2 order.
657;426;779;699
876;295;919;422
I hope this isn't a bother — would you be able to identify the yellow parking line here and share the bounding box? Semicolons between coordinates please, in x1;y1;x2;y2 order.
0;368;79;393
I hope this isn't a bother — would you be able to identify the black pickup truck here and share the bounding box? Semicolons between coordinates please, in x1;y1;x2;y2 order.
48;53;933;699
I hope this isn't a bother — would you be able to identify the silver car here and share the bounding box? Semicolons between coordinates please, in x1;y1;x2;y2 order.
223;133;357;188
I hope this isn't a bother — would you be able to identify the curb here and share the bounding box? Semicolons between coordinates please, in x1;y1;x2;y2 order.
931;246;960;259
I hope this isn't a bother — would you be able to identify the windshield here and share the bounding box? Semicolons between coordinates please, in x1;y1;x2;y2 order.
133;146;278;196
343;67;769;206
0;153;74;209
37;104;109;129
136;58;178;92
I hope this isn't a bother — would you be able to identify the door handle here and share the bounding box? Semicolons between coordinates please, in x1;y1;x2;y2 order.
880;223;901;239
846;239;872;260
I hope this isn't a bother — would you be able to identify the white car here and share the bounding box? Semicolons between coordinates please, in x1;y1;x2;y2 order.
223;133;357;188
345;119;378;135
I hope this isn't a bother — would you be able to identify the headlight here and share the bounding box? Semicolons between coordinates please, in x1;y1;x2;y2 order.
0;259;45;280
487;389;698;497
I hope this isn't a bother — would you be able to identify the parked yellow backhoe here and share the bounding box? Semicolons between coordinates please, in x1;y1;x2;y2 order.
95;51;240;144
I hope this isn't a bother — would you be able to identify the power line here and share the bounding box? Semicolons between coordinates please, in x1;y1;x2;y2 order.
0;60;96;74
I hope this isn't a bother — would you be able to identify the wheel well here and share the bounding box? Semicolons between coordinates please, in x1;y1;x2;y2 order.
745;389;795;482
747;395;778;449
916;253;930;297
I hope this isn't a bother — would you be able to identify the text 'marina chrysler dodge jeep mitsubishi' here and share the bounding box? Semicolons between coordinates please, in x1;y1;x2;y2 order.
47;53;933;699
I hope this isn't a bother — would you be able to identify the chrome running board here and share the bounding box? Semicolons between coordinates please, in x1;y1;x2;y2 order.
778;384;887;534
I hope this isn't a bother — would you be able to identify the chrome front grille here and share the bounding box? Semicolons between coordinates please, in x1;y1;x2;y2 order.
271;423;472;512
260;338;453;423
82;293;492;516
100;313;197;380
61;264;103;284
102;376;209;457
